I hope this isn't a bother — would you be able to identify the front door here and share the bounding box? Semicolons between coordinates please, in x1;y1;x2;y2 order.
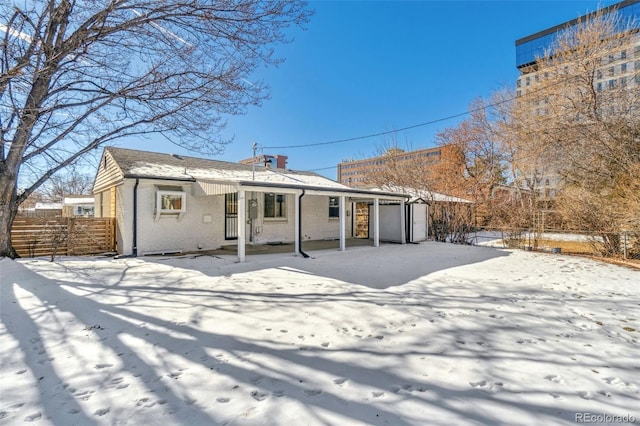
225;193;238;240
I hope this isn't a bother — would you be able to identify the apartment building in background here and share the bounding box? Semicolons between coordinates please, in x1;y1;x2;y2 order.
337;146;442;188
515;0;640;95
514;0;639;204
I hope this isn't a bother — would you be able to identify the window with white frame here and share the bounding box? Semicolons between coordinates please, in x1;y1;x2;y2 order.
156;188;186;220
329;196;339;218
264;193;286;218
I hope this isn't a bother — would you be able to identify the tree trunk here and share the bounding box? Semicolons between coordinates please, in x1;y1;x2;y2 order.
0;173;20;258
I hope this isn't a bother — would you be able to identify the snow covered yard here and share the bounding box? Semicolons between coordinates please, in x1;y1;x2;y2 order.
1;242;638;426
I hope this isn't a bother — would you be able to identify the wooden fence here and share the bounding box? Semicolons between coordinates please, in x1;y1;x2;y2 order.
11;217;116;258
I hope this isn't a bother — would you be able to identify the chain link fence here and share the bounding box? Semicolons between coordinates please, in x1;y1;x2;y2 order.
467;228;640;263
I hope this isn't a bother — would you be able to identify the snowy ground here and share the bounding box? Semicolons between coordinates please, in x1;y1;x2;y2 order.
1;242;638;425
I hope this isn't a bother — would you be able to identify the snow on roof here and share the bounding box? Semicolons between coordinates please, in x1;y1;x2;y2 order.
35;202;62;210
376;185;473;204
63;197;95;205
106;147;348;189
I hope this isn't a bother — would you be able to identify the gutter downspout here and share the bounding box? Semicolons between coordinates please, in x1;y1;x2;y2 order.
298;189;309;258
133;178;139;256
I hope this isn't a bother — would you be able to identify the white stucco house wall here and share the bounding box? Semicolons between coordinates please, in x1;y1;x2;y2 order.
93;147;409;261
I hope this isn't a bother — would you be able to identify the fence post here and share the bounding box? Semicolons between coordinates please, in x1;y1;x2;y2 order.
623;231;627;260
67;217;74;256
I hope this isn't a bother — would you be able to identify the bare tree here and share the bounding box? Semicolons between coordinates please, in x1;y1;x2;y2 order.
40;165;93;202
434;99;507;227
363;135;438;193
0;0;311;257
519;7;639;252
362;135;478;243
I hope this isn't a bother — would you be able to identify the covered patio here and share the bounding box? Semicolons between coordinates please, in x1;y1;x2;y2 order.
196;180;409;262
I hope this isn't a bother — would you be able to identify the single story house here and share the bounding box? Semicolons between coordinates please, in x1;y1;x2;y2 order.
93;147;410;261
33;202;63;217
63;196;95;217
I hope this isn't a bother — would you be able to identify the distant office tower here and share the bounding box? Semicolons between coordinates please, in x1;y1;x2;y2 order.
515;0;640;95
513;0;639;204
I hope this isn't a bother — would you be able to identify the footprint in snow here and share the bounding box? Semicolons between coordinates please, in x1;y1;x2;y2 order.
469;380;504;393
94;408;110;416
94;363;113;370
216;397;230;403
74;390;95;401
333;378;348;385
168;371;183;379
304;389;322;397
273;390;286;398
544;375;566;384
578;391;594;400
371;391;385;398
391;384;428;394
250;390;268;401
603;377;638;392
24;412;42;422
136;398;156;408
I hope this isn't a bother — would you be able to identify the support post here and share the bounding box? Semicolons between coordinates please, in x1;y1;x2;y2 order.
339;195;346;251
400;200;406;244
373;197;379;247
294;191;301;255
237;190;246;262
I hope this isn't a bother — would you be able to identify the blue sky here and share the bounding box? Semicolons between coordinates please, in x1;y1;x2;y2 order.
126;0;619;179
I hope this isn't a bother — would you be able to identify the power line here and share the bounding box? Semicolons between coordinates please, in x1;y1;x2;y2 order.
262;111;471;149
262;73;581;151
306;165;336;172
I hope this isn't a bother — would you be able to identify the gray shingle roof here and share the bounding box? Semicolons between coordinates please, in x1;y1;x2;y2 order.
106;147;325;180
102;147;408;198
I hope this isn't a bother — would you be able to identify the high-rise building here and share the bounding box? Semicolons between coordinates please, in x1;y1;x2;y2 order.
515;0;640;96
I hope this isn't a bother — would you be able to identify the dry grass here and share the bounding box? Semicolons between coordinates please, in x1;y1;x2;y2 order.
534;239;595;254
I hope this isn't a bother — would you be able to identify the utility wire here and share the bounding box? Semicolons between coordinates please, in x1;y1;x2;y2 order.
262;111;472;149
262;73;581;150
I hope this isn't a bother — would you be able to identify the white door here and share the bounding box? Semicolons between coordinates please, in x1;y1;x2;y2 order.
411;204;427;242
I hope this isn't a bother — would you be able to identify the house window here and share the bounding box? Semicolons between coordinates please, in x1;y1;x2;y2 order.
155;189;186;221
621;50;627;60
621;63;627;73
609;79;615;89
329;197;339;218
159;192;184;212
264;193;286;218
